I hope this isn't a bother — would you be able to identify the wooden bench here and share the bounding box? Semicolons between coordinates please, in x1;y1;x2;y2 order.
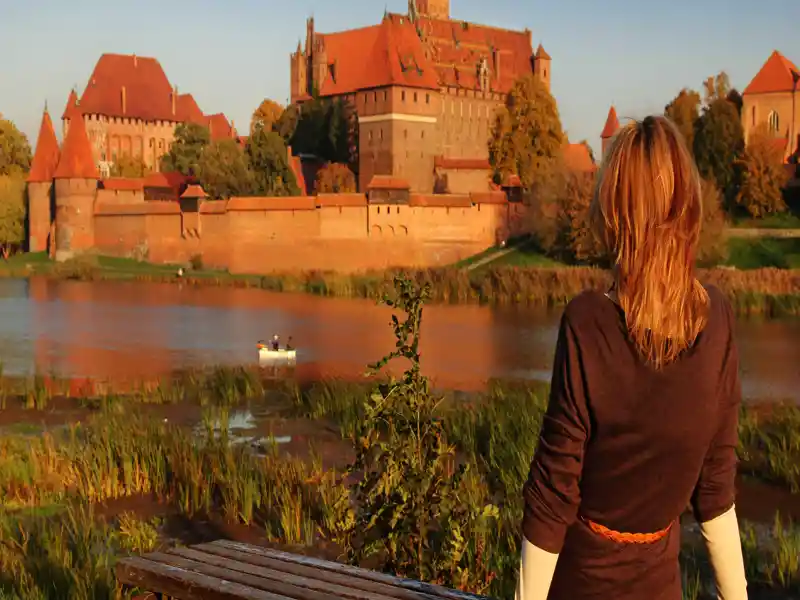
116;539;491;600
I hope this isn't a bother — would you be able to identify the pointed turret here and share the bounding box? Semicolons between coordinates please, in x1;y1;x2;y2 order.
53;110;97;180
61;89;79;120
533;43;551;91
28;108;61;183
601;105;620;157
27;107;62;253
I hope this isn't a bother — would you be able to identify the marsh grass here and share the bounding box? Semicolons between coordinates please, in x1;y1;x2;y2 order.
4;254;800;317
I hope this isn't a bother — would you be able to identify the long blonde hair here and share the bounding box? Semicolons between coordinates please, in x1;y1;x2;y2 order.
590;115;709;369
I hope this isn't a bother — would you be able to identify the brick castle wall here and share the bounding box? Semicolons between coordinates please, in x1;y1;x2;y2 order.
88;191;527;273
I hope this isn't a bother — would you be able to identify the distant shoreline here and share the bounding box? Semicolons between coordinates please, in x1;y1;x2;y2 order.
1;252;799;318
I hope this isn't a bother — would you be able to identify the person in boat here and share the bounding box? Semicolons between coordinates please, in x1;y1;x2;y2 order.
516;116;747;600
271;334;280;351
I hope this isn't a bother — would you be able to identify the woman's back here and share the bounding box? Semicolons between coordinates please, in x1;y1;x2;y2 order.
515;115;747;600
523;285;738;543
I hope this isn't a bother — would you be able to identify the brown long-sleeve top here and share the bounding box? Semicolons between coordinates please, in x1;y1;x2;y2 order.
522;286;741;554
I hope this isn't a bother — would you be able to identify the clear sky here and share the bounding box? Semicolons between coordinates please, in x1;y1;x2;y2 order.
0;0;796;157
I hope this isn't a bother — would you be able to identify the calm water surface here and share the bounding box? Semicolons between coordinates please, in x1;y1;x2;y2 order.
0;278;798;401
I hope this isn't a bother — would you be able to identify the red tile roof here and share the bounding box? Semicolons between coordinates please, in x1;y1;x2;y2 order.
143;171;192;189
563;143;596;172
100;178;144;191
367;175;411;190
743;50;800;95
601;106;620;139
78;53;177;121
535;44;551;60
205;113;237;141
434;156;491;170
27;109;61;183
316;16;440;96
62;89;79;120
53;113;98;180
180;184;207;199
394;13;534;93
176;93;204;122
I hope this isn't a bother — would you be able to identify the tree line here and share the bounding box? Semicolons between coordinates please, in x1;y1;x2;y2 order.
486;71;793;268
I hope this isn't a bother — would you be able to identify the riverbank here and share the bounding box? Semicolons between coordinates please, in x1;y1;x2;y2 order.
3;252;800;318
0;363;799;598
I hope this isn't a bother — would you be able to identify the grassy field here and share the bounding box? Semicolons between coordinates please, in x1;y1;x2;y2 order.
730;212;800;230
726;237;800;270
0;277;797;598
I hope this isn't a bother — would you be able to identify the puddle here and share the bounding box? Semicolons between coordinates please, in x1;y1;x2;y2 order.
192;409;293;456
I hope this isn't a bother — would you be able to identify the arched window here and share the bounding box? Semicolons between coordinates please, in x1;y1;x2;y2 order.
768;110;779;133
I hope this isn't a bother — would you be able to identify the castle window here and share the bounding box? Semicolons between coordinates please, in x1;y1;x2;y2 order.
404;129;408;139
414;92;418;102
383;90;387;101
373;91;377;102
768;110;780;133
402;90;406;102
426;93;430;104
751;106;755;127
421;130;425;139
379;128;383;140
369;130;373;141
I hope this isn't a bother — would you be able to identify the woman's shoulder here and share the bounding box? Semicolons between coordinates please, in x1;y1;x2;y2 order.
562;289;617;331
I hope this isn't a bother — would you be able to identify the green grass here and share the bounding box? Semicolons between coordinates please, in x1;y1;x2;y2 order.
731;213;800;230
725;238;800;269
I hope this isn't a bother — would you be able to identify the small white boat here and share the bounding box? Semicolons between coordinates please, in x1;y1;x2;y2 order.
257;342;297;364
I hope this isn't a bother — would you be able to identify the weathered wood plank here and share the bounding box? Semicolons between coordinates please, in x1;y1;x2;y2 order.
168;547;397;600
208;541;491;600
115;556;289;600
186;544;441;600
145;552;341;600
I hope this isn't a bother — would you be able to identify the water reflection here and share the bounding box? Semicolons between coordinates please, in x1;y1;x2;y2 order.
0;277;797;401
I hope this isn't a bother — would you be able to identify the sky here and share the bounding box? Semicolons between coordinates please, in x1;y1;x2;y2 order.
0;0;797;158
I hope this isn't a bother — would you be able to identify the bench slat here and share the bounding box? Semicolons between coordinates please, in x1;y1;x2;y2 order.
208;541;491;600
144;551;342;600
115;556;290;600
169;547;397;600
188;543;442;600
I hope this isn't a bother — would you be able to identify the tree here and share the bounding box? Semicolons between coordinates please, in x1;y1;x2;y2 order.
488;74;565;192
276;105;299;143
197;139;256;199
159;122;210;176
735;125;790;218
250;98;284;135
664;88;701;151
110;153;151;178
0;175;26;257
315;163;357;193
246;126;300;196
693;74;745;203
0;119;32;177
529;166;603;264
696;178;729;266
291;96;358;171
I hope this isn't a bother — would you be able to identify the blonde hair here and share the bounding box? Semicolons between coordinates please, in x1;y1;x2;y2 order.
590;115;709;369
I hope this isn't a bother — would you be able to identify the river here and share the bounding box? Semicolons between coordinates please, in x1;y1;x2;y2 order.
0;277;798;401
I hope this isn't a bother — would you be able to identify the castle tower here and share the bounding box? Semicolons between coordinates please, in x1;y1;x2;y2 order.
533;44;551;92
27;107;61;253
52;107;99;262
417;0;449;19
600;105;620;158
61;89;79;139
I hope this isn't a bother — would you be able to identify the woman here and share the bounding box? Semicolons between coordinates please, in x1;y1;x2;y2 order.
515;116;748;600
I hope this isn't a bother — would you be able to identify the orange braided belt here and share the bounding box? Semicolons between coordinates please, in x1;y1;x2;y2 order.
582;517;673;544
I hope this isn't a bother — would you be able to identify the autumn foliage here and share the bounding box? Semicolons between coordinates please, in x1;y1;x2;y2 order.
735;125;790;218
489;74;565;191
315;163;357;194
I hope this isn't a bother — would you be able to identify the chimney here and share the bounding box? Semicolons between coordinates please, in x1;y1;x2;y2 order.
121;86;127;114
172;85;177;116
133;54;137;67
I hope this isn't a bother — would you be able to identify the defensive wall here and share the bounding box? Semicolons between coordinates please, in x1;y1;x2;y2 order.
87;185;528;273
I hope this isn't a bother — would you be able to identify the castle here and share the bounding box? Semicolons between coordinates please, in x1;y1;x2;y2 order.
741;50;800;163
60;53;239;178
290;0;593;193
26;102;529;271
